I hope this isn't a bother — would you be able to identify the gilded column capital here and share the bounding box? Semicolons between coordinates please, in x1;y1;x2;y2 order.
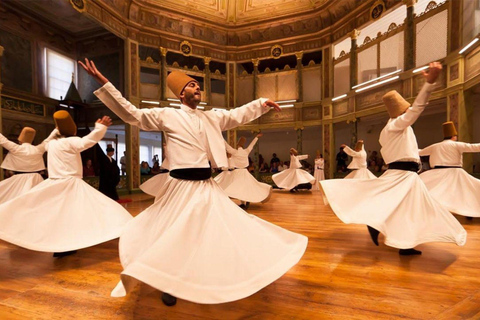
204;56;212;65
402;0;417;8
159;47;168;57
252;58;260;67
295;51;304;60
349;29;361;40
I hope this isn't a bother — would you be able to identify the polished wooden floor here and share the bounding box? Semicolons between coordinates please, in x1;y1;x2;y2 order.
1;190;480;320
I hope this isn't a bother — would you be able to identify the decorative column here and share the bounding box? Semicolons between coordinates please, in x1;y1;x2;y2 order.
226;62;236;108
403;0;417;70
252;58;260;99
159;47;168;101
322;46;333;99
204;56;212;105
322;122;334;179
0;45;4;180
350;29;360;88
252;130;260;179
295;52;304;102
448;0;462;54
296;127;303;154
126;39;141;191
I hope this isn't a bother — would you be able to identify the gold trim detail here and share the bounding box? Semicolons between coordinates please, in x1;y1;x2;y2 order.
69;0;86;13
370;0;385;20
180;41;193;56
271;45;283;59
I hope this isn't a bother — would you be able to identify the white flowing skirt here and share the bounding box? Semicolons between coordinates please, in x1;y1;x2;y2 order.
320;169;466;249
312;168;325;190
420;168;480;217
215;169;272;203
111;177;308;304
0;173;44;204
139;172;172;201
272;168;316;190
0;177;133;252
344;168;377;180
213;170;235;189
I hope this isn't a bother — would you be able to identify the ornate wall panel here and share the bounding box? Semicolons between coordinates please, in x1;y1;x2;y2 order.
260;108;295;124
356;81;402;111
302;67;322;102
333;100;349;117
415;9;448;67
236;76;254;106
0;30;32;93
466;46;480;82
302;106;322;121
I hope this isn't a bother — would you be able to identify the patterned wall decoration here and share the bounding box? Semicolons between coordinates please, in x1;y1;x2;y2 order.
449;63;459;82
465;46;480;81
1;96;44;116
302;106;322;121
333;100;349;117
260;108;295;124
130;42;138;97
449;93;459;131
228;63;235;108
130;125;141;189
323;47;330;98
356;82;402;111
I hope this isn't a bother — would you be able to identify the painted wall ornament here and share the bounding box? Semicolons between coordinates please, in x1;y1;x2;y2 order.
271;45;283;59
180;41;192;56
70;0;86;13
370;0;385;20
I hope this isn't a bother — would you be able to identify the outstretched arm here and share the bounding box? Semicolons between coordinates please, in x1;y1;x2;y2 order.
456;142;480;153
80;58;165;131
391;62;442;131
224;140;238;155
215;100;281;131
0;134;22;154
245;133;262;154
73;116;112;152
35;128;60;152
418;144;434;156
297;155;309;161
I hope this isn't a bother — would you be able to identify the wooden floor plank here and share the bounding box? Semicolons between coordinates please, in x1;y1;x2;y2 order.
1;189;479;319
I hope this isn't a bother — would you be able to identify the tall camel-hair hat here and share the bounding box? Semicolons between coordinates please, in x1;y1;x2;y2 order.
18;127;36;144
355;140;364;151
166;71;197;99
54;110;77;136
382;90;410;118
290;148;298;156
442;121;457;138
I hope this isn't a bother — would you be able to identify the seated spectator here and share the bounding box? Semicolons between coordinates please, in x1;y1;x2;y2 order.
259;154;265;167
284;161;290;169
83;158;95;177
270;162;279;173
150;161;161;175
277;161;285;172
259;162;269;173
140;161;151;175
247;157;255;173
270;153;280;166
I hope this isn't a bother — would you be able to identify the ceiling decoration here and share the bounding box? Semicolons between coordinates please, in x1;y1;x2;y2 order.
140;0;331;25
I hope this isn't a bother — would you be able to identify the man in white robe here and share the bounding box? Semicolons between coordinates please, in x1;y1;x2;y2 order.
320;62;466;255
0;127;57;204
79;59;308;306
419;121;480;219
342;140;376;180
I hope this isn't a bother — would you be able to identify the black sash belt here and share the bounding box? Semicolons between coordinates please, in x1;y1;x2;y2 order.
169;168;211;180
434;166;462;169
13;171;42;175
387;161;419;172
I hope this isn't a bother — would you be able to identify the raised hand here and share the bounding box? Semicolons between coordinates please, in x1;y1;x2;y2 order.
78;58;109;85
262;100;281;112
96;116;113;127
422;61;442;84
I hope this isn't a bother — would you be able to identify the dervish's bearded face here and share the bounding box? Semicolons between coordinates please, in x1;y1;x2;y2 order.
180;81;201;107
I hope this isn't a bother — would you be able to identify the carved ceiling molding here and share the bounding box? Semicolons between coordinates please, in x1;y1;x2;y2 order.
83;0;399;61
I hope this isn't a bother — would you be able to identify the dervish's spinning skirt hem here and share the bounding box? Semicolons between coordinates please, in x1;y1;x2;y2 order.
344;168;377;180
0;173;44;204
420;168;480;217
0;177;133;252
272;169;316;190
111;177;308;304
215;168;272;203
320;169;466;249
139;172;172;201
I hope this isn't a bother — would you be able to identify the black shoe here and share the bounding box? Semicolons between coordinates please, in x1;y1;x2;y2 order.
239;204;246;209
53;250;77;258
367;226;380;246
399;248;422;256
290;189;295;193
244;202;250;210
466;217;473;220
162;292;177;306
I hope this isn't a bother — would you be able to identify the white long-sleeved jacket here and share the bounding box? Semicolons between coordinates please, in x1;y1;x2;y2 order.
343;145;368;169
224;137;258;169
419;139;480;168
